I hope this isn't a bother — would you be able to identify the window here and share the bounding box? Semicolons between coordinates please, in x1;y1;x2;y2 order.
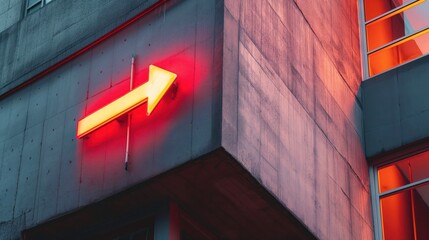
362;0;429;76
26;0;54;14
372;150;429;240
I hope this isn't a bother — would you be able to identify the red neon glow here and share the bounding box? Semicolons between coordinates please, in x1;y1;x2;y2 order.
77;65;177;138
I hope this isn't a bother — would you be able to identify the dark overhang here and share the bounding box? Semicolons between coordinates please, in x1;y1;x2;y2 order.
22;148;315;239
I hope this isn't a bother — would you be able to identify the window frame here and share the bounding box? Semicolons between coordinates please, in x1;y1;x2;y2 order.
359;0;429;79
26;0;54;15
369;141;429;240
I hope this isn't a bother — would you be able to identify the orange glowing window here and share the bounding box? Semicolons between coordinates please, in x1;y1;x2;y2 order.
77;65;177;138
363;0;429;76
374;151;429;240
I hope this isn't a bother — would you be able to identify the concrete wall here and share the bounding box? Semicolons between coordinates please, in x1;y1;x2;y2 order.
0;0;161;95
0;0;223;238
363;55;429;157
222;0;373;239
0;0;23;33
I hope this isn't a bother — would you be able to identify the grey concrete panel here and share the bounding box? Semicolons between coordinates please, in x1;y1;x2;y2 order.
111;25;138;87
51;1;90;37
34;112;65;223
0;0;22;33
191;0;222;156
221;8;239;157
363;70;400;129
6;88;30;139
237;72;261;175
26;80;49;129
240;0;262;51
349;169;372;229
154;112;192;171
259;81;280;170
153;0;197;56
78;133;106;206
45;68;72;119
78;91;130;206
401;111;429;144
365;123;401;157
0;11;7;33
0;214;25;240
363;55;429;157
346;125;369;188
133;12;165;71
14;123;44;225
147;50;195;169
99;114;129;198
88;42;114;98
132;0;198;70
0;132;24;222
127;110;158;185
398;59;429;119
56;103;84;214
65;57;91;109
0;98;12;143
0;0;9;15
0;141;4;188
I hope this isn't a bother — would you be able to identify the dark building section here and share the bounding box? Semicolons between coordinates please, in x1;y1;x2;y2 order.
363;55;429;157
1;0;372;239
22;149;316;239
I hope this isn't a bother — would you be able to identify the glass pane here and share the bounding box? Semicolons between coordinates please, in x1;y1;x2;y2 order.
366;0;429;51
27;2;42;14
407;151;429;183
27;0;41;7
378;164;410;193
368;30;429;76
380;190;415;240
364;0;416;21
413;184;429;239
378;150;429;193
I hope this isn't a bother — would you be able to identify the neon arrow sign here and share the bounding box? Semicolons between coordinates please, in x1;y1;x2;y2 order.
77;65;177;138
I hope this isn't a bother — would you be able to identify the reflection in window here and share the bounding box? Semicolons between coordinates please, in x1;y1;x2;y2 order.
363;0;429;76
376;151;429;240
26;0;55;14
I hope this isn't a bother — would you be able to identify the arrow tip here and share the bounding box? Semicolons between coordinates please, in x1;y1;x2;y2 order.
146;65;177;115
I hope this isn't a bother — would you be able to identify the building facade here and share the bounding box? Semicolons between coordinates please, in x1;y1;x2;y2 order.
1;0;427;239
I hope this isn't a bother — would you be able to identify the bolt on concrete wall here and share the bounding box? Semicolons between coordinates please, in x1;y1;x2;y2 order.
222;0;373;239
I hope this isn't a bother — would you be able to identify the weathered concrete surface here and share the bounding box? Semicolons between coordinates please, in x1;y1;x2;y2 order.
363;55;429;157
222;0;372;239
0;0;160;95
1;0;374;238
0;0;223;238
0;0;22;33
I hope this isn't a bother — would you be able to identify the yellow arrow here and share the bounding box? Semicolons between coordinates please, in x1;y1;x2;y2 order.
77;65;177;138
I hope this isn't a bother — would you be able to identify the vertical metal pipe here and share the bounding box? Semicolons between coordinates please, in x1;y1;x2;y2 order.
125;56;135;171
